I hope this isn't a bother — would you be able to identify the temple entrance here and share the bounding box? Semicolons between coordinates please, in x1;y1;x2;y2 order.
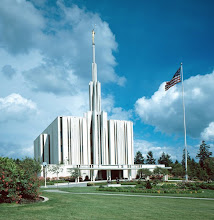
101;170;107;180
97;170;107;180
111;170;123;180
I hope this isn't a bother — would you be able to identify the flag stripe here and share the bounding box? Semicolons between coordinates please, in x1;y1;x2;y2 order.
165;67;181;91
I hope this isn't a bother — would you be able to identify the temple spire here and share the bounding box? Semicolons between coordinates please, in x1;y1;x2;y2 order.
92;29;95;45
89;29;100;112
92;29;95;64
91;29;97;81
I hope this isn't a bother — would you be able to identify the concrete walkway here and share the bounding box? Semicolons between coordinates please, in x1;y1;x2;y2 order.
41;182;87;188
40;180;107;188
43;190;214;201
43;189;70;193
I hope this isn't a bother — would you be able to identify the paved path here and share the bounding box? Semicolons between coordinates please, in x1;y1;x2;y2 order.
40;180;108;188
41;182;87;188
43;190;214;201
43;189;70;193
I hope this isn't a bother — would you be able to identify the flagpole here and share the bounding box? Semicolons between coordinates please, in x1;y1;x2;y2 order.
181;63;188;181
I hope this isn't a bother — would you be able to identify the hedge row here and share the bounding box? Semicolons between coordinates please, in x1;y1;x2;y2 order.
97;187;202;194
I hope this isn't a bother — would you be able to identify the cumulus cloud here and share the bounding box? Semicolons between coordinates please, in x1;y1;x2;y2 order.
0;0;125;95
135;71;214;138
0;142;33;158
0;0;45;54
201;122;214;141
2;65;16;79
102;95;133;121
0;93;37;122
0;1;127;159
109;107;133;121
23;64;79;94
134;139;180;161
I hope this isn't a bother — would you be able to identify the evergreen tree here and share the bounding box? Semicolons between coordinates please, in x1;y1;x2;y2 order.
158;152;173;167
204;157;214;180
174;160;179;165
134;151;144;164
171;162;184;177
146;151;156;164
188;158;200;179
196;140;212;168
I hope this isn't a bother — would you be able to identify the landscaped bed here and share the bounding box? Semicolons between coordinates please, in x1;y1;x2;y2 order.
97;181;214;194
97;187;202;194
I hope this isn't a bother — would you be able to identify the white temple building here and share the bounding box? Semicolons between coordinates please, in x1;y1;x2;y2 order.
34;30;167;181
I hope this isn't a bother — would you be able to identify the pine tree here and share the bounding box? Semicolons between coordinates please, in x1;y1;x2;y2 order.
196;140;212;168
158;152;173;167
134;151;144;164
146;151;156;164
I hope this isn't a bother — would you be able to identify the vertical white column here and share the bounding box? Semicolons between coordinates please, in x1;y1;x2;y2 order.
62;117;68;164
109;120;115;165
101;111;108;165
43;134;49;164
39;134;43;162
128;168;132;180
82;118;87;165
92;111;98;165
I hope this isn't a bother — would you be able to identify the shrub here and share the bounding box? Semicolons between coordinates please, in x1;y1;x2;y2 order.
87;182;95;186
85;175;90;181
161;184;177;189
137;180;142;184
97;187;202;194
121;181;136;185
0;157;41;203
146;181;152;189
136;174;140;179
198;182;214;190
59;176;65;180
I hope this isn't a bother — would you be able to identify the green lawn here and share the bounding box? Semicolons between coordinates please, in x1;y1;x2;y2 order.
61;187;214;198
0;187;213;220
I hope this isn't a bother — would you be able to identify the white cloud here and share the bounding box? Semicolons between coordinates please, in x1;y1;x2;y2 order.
109;107;133;121
135;71;214;138
0;0;128;158
0;93;37;122
201;122;214;141
0;0;45;54
22;64;79;94
102;95;133;121
134;139;180;161
0;0;125;95
0;142;33;158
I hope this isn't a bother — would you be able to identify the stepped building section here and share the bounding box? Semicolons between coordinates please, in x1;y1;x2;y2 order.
34;30;134;180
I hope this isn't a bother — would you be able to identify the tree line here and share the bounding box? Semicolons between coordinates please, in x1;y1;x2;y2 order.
134;140;214;181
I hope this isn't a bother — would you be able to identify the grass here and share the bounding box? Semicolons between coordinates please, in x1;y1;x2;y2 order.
60;187;214;198
0;187;213;220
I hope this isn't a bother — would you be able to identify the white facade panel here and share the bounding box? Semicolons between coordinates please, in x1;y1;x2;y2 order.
43;134;49;164
34;32;136;180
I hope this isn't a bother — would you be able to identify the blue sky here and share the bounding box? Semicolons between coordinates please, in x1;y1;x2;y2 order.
0;0;214;161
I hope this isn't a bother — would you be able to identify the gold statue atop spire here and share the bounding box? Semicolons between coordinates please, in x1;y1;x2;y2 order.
92;29;95;45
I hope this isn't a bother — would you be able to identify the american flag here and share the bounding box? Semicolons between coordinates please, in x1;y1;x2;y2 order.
165;67;181;91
